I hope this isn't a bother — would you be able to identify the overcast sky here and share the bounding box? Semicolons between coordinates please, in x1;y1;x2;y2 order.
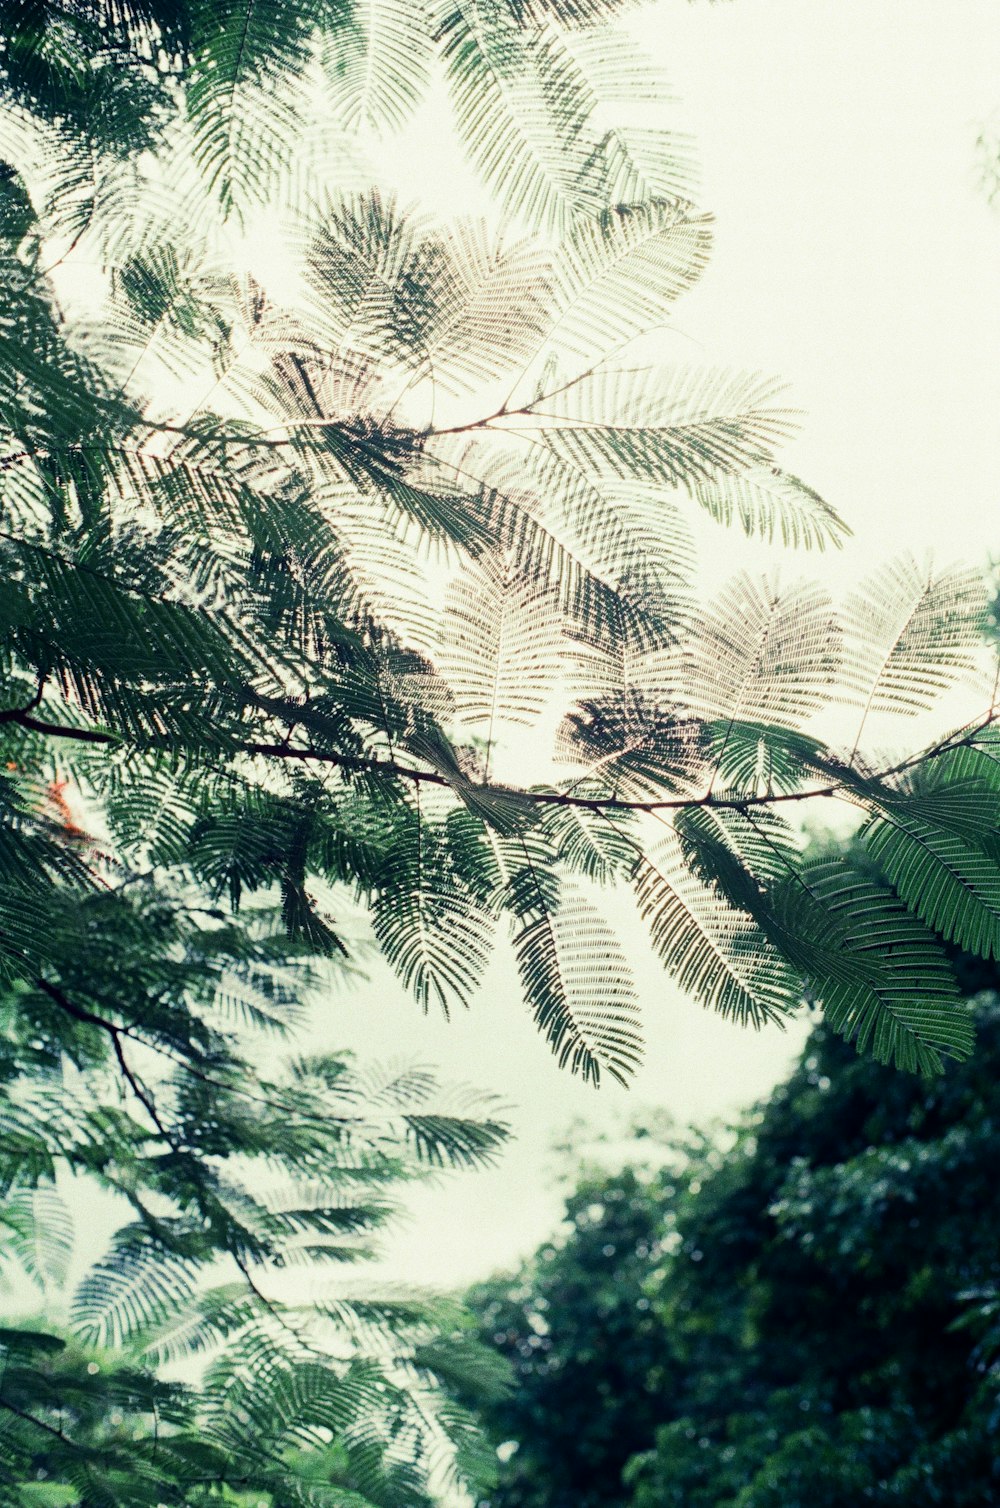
311;0;1000;1293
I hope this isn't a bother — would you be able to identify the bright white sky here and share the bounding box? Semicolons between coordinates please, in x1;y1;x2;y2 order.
311;0;1000;1292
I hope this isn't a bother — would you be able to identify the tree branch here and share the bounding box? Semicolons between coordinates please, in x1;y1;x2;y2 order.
34;978;174;1144
8;704;999;818
0;1396;75;1447
0;676;46;724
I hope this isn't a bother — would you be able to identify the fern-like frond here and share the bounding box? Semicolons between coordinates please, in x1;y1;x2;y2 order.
535;799;638;885
439;557;566;750
526;199;712;380
399;220;556;400
186;1;316;218
842;555;989;722
692;466;850;551
774;860;973;1075
0;1185;73;1289
513;886;643;1085
301;191;435;375
862;812;1000;961
557;694;708;800
682;572;841;725
437;2;614;235
73;1226;197;1348
131;1283;261;1367
327;0;435;134
634;833;800;1028
525;367;798;495
371;804;495;1013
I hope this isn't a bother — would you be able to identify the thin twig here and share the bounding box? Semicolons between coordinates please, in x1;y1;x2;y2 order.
8;705;1000;816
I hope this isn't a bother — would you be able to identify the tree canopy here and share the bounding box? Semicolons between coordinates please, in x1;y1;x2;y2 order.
1;0;998;1098
1;0;999;1495
470;967;1000;1508
0;852;513;1503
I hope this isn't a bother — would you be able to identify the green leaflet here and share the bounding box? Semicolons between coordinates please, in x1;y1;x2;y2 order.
774;861;973;1075
514;888;643;1086
863;814;1000;961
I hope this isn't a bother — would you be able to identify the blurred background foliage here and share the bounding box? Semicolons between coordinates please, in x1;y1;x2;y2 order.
470;941;1000;1507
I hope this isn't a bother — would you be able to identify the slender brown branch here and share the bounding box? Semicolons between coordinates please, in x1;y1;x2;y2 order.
10;713;116;745
9;704;999;817
0;1396;74;1446
34;978;173;1143
0;676;46;724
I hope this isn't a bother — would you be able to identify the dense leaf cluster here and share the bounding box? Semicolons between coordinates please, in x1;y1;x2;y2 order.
471;979;1000;1507
0;0;998;1494
1;1;998;1091
0;863;512;1503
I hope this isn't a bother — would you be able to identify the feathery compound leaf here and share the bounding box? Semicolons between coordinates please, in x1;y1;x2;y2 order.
699;719;835;797
371;806;495;1014
186;0;317;218
513;887;642;1085
402;1099;510;1169
901;745;1000;839
633;833;800;1028
691;466;850;551
423;462;672;653
535;799;638;884
775;860;972;1075
843;555;989;720
558;693;707;800
522;449;695;621
439;557;567;745
302;190;438;372
328;0;435;134
0;1186;73;1288
527;367;799;494
401;221;556;399
437;2;629;235
862;812;1000;961
683;573;841;725
73;1228;197;1348
526;199;712;380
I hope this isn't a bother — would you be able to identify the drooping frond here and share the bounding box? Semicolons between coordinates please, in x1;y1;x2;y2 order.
371;801;497;1013
774;860;974;1075
862;809;1000;960
437;2;676;235
842;555;989;721
184;1;319;218
73;1227;198;1349
691;465;851;551
0;1185;73;1289
439;557;567;749
327;0;436;134
633;833;801;1029
512;885;643;1085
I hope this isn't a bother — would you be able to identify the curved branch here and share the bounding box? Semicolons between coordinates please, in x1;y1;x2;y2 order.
8;704;1000;816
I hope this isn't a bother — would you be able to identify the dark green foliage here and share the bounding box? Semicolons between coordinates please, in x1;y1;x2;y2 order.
0;0;698;228
469;1164;674;1508
0;1320;511;1505
0;0;998;1496
471;979;1000;1508
1;0;999;1093
0;865;512;1503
